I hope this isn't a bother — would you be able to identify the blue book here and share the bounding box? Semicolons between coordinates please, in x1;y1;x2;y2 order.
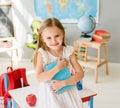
44;61;75;94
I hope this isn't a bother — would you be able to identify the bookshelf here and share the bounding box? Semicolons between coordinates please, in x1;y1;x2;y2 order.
0;1;18;66
74;40;109;83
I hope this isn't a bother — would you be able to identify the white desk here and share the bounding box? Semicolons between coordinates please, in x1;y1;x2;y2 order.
9;84;97;108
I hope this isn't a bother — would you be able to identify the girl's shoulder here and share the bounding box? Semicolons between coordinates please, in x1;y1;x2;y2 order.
38;48;49;65
38;48;46;53
38;48;50;55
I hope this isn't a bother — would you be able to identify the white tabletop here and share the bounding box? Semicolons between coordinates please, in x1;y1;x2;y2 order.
9;84;39;108
9;84;97;108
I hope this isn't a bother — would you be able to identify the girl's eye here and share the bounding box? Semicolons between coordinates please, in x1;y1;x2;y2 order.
47;37;51;39
55;35;60;37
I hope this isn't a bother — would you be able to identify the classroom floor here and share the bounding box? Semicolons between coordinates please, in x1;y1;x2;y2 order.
0;58;120;108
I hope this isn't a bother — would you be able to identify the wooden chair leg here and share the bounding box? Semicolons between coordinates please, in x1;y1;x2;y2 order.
105;62;109;75
95;68;98;83
103;45;109;75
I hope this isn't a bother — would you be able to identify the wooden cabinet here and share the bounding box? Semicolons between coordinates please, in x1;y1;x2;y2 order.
74;40;109;83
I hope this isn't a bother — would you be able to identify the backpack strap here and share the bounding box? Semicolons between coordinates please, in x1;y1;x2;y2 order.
0;74;5;96
20;68;29;87
3;72;14;108
6;72;14;90
4;91;12;108
3;74;8;92
0;71;14;97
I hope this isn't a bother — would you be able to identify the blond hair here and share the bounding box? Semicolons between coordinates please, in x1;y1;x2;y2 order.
33;18;66;68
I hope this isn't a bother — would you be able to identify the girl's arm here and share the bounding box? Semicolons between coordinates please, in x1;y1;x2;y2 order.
50;53;84;92
63;53;84;85
35;52;68;82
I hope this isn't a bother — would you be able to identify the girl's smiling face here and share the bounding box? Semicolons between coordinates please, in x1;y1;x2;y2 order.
41;26;64;50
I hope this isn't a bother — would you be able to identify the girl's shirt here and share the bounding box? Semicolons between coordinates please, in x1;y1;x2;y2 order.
38;46;74;68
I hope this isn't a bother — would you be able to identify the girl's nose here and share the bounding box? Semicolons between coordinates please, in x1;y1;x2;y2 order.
51;38;56;43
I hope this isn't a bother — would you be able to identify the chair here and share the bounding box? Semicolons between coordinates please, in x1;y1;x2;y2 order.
76;80;97;108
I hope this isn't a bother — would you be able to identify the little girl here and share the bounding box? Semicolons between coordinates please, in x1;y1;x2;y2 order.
33;18;84;108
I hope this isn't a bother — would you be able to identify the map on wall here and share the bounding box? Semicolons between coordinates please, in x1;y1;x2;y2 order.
34;0;99;23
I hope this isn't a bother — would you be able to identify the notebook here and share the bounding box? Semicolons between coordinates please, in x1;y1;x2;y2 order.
44;61;75;94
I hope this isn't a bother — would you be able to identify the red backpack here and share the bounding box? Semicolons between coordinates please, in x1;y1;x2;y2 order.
0;66;30;108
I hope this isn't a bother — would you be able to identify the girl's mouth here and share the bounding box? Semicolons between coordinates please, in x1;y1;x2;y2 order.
51;43;59;46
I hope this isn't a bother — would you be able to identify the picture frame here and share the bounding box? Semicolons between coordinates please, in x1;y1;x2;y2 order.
34;0;99;23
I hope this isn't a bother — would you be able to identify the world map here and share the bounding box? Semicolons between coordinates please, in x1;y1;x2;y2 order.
34;0;98;23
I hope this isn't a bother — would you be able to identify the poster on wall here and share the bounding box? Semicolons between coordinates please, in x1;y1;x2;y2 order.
34;0;99;23
0;5;14;38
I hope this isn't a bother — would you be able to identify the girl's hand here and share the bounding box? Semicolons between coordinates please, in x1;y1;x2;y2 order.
56;57;68;71
50;80;65;93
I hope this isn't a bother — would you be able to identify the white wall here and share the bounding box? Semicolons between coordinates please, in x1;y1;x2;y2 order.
1;0;120;63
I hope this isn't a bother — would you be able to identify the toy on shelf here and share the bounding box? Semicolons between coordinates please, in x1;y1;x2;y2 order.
79;43;88;61
74;43;88;61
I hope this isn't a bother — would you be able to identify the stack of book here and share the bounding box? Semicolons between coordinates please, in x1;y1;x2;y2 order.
92;30;110;43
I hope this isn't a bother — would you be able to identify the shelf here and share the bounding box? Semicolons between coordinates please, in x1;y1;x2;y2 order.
74;40;107;49
0;2;17;67
0;37;14;41
78;56;107;68
0;2;12;6
0;46;17;53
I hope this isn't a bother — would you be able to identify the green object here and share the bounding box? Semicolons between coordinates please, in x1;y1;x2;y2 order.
26;20;42;50
26;43;37;50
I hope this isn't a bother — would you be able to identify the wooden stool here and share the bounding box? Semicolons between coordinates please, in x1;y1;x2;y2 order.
74;40;109;83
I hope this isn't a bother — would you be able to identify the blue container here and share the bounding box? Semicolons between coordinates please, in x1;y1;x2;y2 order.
76;80;83;90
